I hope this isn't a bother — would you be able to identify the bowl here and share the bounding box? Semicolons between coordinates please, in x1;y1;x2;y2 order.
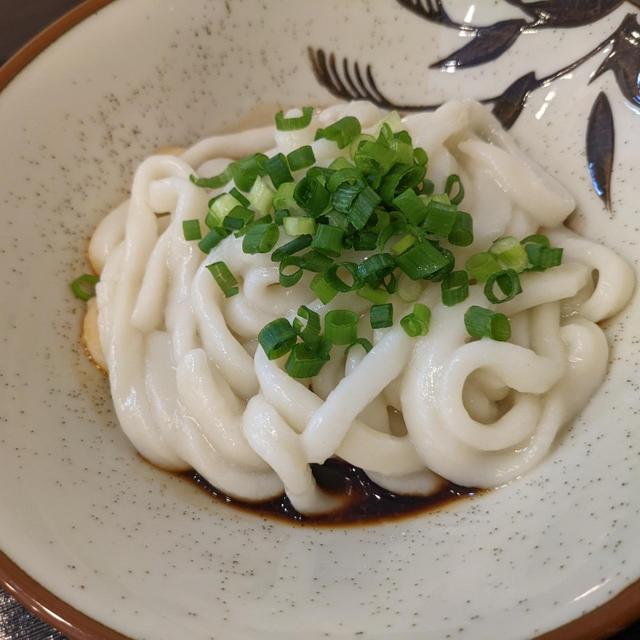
1;1;639;638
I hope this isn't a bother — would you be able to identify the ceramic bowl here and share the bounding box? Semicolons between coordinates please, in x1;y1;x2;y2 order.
1;1;639;638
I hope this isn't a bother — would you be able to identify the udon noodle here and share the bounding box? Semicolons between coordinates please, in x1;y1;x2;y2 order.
85;101;634;515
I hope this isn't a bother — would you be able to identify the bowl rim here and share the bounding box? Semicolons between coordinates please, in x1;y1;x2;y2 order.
0;1;638;638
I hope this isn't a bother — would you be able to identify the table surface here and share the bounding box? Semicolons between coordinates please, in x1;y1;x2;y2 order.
0;1;639;639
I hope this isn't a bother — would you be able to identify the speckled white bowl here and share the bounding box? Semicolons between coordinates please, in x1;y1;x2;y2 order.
1;1;640;639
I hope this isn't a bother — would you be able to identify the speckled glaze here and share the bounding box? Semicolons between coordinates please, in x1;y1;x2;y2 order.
1;1;639;639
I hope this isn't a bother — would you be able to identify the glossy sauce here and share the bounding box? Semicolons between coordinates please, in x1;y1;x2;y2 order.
184;459;480;526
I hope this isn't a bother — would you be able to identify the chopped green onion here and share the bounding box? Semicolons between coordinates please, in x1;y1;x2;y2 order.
264;153;293;189
352;231;378;251
223;205;254;231
310;272;338;304
465;252;501;282
275;106;314;131
489;236;528;272
297;250;333;272
230;153;267;192
271;234;312;261
287;145;316;171
207;261;239;298
182;219;202;241
208;193;243;228
71;274;99;301
356;252;396;286
278;256;304;287
258;317;298;359
189;169;232;189
324;309;359;345
441;270;469;306
413;147;428;165
315;116;361;149
248;176;275;215
283;216;316;236
464;306;511;341
400;303;431;337
198;226;229;254
357;284;389;304
344;338;373;355
294;176;330;217
285;341;330;378
311;223;344;257
370;303;393;329
324;262;362;292
242;223;279;254
293;305;321;343
395;241;449;280
444;174;465;205
396;272;422;302
484;268;522;304
390;233;417;256
529;246;563;270
447;211;474;246
332;183;363;213
348;185;381;230
353;140;397;176
327;167;363;193
379;163;426;204
274;209;289;225
229;187;250;207
393;189;428;226
422;201;459;237
521;235;562;271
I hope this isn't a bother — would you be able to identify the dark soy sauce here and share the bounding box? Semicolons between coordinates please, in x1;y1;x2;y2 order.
185;459;480;526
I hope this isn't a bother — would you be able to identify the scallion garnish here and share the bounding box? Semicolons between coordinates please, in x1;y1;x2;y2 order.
489;236;529;272
395;241;449;280
484;269;522;304
444;174;465;206
278;257;304;287
310;272;338;304
324;262;362;293
465;252;501;283
71;274;99;301
283;216;315;237
400;303;431;337
464;306;511;341
182;219;202;241
441;270;469;306
242;223;279;254
293;305;322;343
285;341;330;378
271;234;312;261
189;169;232;189
370;303;393;329
207;261;239;298
294;176;330;217
287;145;316;171
258;317;298;359
447;211;474;246
315;116;361;149
311;223;344;257
264;153;293;189
324;309;359;345
344;338;373;355
275;106;314;131
198;226;229;254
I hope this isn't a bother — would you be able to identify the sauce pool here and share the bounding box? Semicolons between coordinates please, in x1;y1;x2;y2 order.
184;459;481;526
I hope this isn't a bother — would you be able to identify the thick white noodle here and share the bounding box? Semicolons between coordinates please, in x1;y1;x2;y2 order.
92;100;633;513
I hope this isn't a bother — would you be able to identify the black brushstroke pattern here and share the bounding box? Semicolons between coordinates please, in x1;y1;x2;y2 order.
586;92;615;209
430;19;526;69
504;0;636;29
590;13;640;106
308;48;443;111
490;71;542;129
396;0;640;70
